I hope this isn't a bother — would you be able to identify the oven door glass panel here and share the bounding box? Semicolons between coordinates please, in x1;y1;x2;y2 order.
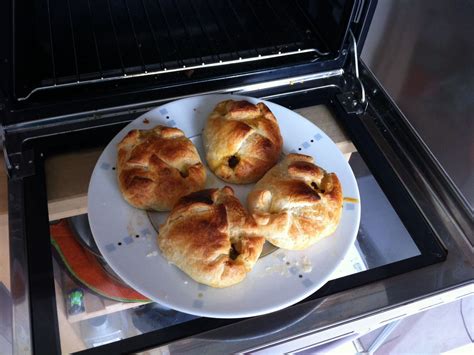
45;105;423;353
350;152;419;269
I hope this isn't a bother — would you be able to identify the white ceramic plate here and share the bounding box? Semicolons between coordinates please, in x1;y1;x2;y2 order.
88;94;360;318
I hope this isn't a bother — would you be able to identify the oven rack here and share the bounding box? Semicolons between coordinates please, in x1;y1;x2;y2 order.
16;0;330;101
19;48;320;101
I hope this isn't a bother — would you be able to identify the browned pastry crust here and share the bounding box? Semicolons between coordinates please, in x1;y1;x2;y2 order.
203;100;283;184
158;187;265;288
117;125;206;211
247;154;343;250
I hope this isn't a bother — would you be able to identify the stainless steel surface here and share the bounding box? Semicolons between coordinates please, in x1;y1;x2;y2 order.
8;181;32;354
361;0;474;211
17;48;320;101
0;283;13;354
365;319;401;355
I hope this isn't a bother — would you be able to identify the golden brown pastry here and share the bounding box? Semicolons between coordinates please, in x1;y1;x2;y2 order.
247;154;343;250
117;125;206;211
203;100;283;184
158;187;265;288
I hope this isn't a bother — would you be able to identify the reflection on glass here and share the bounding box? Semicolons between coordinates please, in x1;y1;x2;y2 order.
350;152;420;268
51;151;423;352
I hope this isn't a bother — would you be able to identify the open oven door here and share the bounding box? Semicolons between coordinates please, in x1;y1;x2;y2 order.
0;0;472;354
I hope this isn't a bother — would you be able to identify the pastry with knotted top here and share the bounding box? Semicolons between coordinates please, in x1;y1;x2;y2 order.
158;187;265;288
247;154;343;250
203;100;283;184
117;125;206;211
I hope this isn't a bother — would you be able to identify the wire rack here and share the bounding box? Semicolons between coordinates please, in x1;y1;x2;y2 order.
15;0;329;100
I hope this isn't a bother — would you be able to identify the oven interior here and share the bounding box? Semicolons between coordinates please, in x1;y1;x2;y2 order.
2;0;357;124
2;0;449;354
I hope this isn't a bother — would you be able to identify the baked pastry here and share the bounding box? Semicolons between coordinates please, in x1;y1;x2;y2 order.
158;187;265;288
203;100;283;184
247;154;343;250
117;125;206;211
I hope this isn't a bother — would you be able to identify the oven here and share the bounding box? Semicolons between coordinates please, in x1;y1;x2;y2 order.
1;0;472;353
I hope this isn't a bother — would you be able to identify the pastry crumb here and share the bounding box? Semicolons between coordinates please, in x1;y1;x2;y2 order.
146;250;158;257
301;256;312;273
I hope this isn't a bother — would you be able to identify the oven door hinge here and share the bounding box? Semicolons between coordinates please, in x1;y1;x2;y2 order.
4;149;36;180
338;30;368;115
2;124;37;179
336;91;367;115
